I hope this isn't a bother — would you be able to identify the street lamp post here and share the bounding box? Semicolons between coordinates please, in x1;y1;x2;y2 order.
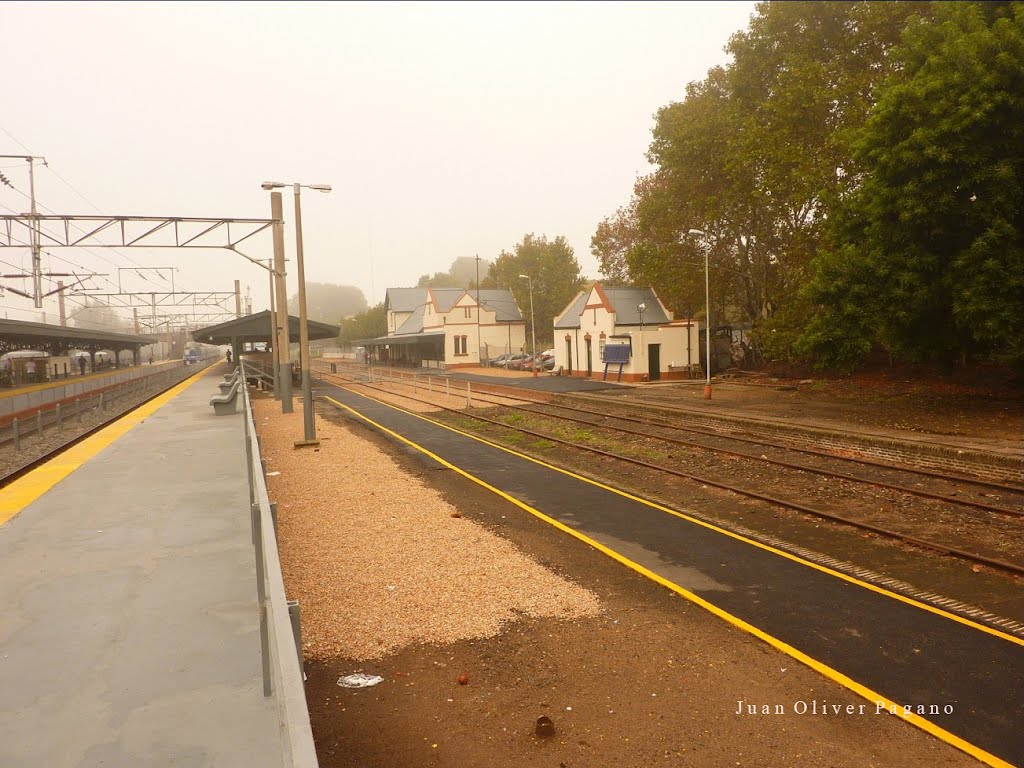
637;302;646;347
518;274;537;377
686;228;713;400
262;180;332;445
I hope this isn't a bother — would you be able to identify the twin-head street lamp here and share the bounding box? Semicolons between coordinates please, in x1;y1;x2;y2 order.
262;181;332;445
518;274;537;377
686;228;713;400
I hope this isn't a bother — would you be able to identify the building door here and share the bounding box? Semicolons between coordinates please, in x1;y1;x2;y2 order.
565;338;572;374
648;344;661;381
585;338;592;376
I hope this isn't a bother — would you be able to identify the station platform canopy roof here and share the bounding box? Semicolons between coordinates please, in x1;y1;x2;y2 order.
0;318;152;356
356;331;445;347
191;310;339;346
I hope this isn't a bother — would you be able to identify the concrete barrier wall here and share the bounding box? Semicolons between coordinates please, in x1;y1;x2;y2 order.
0;358;218;421
241;364;319;767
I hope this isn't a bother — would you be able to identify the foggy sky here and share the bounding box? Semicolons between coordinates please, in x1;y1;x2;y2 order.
0;1;756;326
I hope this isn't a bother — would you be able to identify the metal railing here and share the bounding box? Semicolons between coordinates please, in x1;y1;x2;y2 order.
0;358;218;454
240;360;319;768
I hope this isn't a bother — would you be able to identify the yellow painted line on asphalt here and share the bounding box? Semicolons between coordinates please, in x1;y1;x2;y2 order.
327;389;1023;647
325;389;1018;768
0;370;208;527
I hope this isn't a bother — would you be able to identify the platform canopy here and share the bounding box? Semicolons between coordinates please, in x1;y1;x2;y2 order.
191;310;339;346
0;317;152;356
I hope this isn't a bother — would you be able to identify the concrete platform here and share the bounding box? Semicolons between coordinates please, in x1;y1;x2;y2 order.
0;370;285;768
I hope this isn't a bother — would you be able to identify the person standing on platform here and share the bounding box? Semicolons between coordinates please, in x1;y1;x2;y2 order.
78;356;86;376
226;349;232;364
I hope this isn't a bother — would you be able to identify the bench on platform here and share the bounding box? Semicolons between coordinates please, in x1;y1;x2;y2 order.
219;374;240;393
210;378;241;415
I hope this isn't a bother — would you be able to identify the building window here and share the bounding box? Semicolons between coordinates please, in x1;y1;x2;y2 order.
599;339;606;361
454;335;468;356
464;307;471;318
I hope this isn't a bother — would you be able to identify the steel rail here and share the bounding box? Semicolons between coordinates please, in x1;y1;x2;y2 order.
319;363;1023;519
318;368;1024;577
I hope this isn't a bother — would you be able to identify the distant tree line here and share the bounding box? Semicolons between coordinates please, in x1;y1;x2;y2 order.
592;1;1024;370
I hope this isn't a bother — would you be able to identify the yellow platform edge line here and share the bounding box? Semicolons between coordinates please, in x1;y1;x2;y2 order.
0;370;208;526
328;388;1024;647
324;390;1017;768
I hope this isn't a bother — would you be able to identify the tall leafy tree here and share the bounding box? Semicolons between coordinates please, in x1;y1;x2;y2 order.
338;302;386;347
416;256;492;289
287;282;367;325
484;234;585;346
800;1;1024;368
597;1;927;359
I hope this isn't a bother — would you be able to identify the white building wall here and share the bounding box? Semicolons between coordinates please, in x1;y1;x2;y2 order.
552;288;704;380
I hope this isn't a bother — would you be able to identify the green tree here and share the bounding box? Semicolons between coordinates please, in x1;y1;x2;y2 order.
416;271;460;288
417;256;492;289
68;301;131;332
338;302;386;348
800;2;1024;368
287;282;367;325
598;1;928;359
484;234;585;346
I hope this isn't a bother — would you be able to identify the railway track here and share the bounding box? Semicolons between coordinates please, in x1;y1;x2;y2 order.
0;365;207;488
316;364;1023;578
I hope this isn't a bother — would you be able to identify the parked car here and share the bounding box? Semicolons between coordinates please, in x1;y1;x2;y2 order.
502;353;528;370
490;353;513;368
510;354;535;371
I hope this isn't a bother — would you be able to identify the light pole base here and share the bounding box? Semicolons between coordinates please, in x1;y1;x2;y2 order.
703;384;713;400
293;439;321;449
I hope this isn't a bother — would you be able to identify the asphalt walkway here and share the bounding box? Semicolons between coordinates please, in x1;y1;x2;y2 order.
320;381;1024;768
0;369;284;768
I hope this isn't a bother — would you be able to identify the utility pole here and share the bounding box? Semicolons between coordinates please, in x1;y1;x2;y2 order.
0;155;46;307
234;279;242;318
270;191;292;413
267;259;278;398
27;157;41;308
475;254;481;364
58;281;66;326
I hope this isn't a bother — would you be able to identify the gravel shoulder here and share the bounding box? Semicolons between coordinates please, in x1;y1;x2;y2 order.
255;394;980;768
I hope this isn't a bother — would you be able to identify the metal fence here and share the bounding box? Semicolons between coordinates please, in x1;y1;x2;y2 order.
0;358;218;453
240;360;319;768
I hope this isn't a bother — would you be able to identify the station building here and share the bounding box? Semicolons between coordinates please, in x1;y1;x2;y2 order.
361;287;527;369
552;283;702;383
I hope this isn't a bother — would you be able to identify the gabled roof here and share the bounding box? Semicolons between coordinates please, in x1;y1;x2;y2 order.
603;287;671;324
554;285;671;328
385;287;524;324
554;291;588;329
385;288;427;313
477;290;524;322
429;288;465;312
394;311;425;335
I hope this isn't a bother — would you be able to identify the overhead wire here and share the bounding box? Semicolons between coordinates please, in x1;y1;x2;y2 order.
1;125;244;331
0;126;190;296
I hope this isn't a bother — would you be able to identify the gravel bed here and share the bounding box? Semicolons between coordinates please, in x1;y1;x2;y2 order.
254;396;600;661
